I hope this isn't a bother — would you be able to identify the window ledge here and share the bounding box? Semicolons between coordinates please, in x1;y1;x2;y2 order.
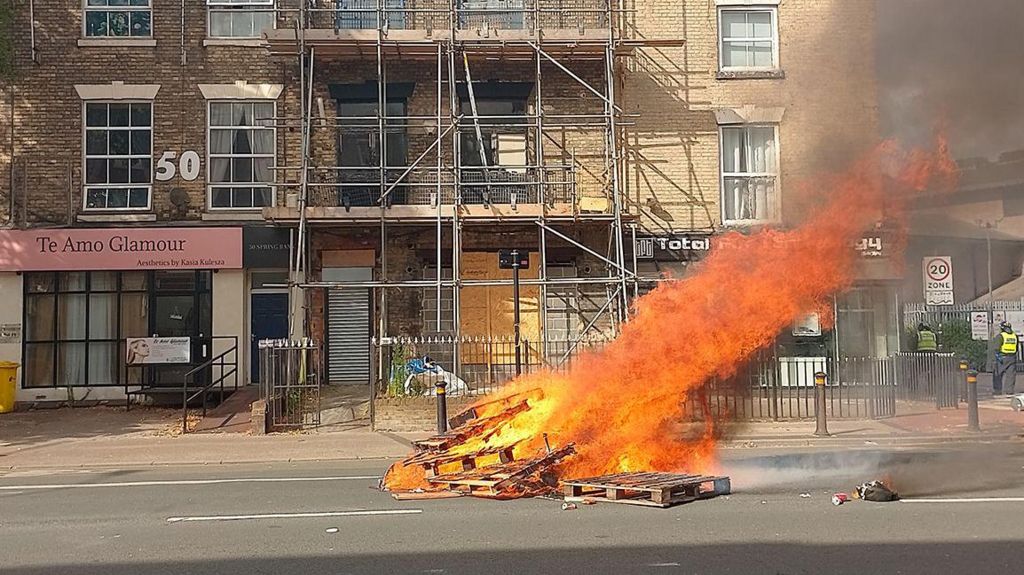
716;69;785;80
77;213;157;223
202;212;267;222
203;38;267;48
78;38;157;48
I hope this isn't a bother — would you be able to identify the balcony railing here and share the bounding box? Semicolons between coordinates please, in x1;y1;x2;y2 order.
306;164;579;208
296;0;610;32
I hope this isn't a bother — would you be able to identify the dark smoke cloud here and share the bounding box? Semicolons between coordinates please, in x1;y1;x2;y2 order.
878;0;1024;159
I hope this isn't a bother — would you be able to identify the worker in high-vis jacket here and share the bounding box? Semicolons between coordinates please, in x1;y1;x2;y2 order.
916;324;938;353
992;321;1018;396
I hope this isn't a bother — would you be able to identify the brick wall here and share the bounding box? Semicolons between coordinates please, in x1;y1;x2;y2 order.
6;1;294;225
624;0;879;233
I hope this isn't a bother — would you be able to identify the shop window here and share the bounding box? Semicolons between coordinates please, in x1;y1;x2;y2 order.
84;102;153;211
208;101;276;209
23;271;149;388
207;0;276;39
720;124;779;224
718;7;778;71
84;0;152;38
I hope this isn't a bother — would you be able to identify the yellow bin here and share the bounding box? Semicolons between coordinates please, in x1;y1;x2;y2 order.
0;361;18;414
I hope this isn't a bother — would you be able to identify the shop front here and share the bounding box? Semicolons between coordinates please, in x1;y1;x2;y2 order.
0;227;248;403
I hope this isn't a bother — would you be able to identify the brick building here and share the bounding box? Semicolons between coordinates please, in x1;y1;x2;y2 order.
0;1;880;402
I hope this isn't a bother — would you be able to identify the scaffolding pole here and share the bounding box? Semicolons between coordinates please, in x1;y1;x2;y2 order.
273;0;642;358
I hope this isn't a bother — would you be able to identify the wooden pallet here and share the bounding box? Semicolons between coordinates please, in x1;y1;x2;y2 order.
427;444;575;497
405;444;519;477
561;472;731;508
411;400;530;453
447;388;542;429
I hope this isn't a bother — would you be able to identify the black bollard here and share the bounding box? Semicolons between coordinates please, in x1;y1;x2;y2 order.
966;370;980;432
435;380;448;435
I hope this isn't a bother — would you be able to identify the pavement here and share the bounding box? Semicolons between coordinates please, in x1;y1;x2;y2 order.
1;401;1021;469
3;444;1024;575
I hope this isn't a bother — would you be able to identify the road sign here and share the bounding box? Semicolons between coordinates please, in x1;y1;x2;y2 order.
923;256;954;305
971;312;990;341
498;249;530;270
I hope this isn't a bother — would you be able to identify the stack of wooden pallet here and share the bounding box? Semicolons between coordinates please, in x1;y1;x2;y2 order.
390;394;575;500
388;393;731;508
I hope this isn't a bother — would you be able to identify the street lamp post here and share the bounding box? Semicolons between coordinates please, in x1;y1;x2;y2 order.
499;249;530;377
512;249;522;376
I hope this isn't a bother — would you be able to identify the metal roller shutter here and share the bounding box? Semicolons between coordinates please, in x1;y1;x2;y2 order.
327;288;371;385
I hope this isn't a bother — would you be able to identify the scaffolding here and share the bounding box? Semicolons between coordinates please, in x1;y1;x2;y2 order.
262;1;675;371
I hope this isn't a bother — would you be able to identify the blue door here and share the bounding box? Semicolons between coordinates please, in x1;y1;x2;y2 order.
251;293;289;383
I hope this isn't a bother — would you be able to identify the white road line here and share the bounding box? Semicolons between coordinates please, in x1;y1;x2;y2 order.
901;497;1024;503
0;475;380;491
166;509;422;523
647;563;681;567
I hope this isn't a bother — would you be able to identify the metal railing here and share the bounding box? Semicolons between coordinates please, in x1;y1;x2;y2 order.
308;164;579;209
375;334;607;397
259;339;323;431
892;352;961;408
181;337;240;434
688;355;899;422
285;1;611;33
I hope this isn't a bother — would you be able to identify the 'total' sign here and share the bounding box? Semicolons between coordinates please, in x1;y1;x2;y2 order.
923;256;954;305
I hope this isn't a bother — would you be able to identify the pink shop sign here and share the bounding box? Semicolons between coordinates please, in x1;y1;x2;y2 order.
0;227;243;271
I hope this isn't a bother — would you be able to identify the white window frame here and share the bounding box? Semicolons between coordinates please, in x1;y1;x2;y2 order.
206;0;277;39
206;100;277;211
81;101;154;212
82;0;153;39
717;6;779;72
719;124;780;226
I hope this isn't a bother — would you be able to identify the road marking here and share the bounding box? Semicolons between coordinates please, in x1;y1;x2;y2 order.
0;475;380;491
166;509;422;523
901;497;1024;503
647;563;681;567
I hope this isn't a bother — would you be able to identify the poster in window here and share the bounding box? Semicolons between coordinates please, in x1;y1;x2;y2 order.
126;337;191;365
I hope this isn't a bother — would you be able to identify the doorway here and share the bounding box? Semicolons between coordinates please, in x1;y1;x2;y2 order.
148;270;213;387
323;267;372;385
250;271;290;383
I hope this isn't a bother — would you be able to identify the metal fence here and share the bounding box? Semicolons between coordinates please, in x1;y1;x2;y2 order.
374;335;968;421
258;339;322;431
689;352;963;422
374;335;607;397
903;301;1024;329
903;301;1024;371
892;352;962;407
688;355;897;421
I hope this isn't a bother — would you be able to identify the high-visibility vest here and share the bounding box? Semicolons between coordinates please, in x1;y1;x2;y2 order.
917;330;937;352
1000;331;1018;355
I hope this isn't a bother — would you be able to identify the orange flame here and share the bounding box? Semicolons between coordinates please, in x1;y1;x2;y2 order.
384;139;957;492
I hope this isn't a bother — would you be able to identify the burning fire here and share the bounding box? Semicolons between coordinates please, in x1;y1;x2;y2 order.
384;139;957;494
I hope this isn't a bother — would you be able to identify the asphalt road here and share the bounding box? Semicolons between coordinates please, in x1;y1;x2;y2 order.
2;442;1023;575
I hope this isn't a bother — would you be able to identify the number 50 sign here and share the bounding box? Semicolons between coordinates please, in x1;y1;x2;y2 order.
155;151;201;182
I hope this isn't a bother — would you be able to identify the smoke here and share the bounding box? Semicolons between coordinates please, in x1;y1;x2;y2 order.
720;446;1024;497
719;450;889;492
878;0;1024;159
